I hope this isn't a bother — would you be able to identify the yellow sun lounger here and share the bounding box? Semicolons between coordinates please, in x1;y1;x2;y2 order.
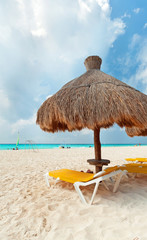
44;167;125;205
44;164;147;205
125;158;147;163
110;163;147;192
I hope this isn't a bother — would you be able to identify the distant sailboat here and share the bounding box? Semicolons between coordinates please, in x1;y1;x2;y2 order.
15;132;19;149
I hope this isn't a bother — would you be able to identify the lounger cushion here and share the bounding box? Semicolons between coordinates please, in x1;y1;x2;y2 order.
119;164;147;174
49;169;94;184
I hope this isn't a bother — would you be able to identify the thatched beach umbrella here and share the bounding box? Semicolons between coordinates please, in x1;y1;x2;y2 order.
125;126;147;137
36;56;147;172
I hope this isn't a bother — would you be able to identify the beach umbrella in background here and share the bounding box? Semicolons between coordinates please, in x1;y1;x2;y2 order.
36;56;147;172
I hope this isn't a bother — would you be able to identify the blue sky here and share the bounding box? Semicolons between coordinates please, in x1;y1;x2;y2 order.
0;0;147;144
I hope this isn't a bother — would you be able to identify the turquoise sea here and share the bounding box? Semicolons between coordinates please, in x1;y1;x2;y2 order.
0;143;146;150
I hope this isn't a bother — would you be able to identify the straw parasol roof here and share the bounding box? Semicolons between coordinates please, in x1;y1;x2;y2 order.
36;56;147;171
125;126;147;137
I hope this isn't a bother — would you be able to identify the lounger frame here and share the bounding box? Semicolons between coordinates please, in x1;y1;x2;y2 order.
44;169;126;204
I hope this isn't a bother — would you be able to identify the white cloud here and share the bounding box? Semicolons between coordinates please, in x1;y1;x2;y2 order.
129;33;141;49
78;0;91;20
96;0;110;13
0;0;126;143
112;19;125;35
0;26;11;45
133;8;140;14
11;113;36;134
121;13;131;19
0;89;10;109
0;116;6;127
135;41;147;93
115;33;147;95
124;38;147;94
144;23;147;29
31;28;47;37
81;128;93;135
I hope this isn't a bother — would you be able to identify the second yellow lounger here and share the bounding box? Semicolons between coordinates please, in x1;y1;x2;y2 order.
112;163;147;192
125;158;147;163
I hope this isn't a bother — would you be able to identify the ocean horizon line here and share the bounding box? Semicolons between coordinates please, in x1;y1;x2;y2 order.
0;143;146;150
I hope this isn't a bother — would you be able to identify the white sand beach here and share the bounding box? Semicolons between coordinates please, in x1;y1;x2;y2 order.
0;146;147;240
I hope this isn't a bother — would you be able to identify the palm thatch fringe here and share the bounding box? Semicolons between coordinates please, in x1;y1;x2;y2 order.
125;127;147;137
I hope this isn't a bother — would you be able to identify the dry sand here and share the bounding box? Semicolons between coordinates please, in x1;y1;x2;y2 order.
0;146;147;240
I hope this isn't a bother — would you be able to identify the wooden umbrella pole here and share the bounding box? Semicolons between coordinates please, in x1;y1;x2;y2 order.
94;128;101;172
94;128;101;159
